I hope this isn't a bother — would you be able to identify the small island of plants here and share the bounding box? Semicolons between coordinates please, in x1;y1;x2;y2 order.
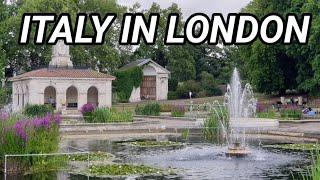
122;140;184;148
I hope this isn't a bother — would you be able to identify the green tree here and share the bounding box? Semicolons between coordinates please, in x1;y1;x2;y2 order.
235;0;320;95
167;45;196;82
1;0;124;73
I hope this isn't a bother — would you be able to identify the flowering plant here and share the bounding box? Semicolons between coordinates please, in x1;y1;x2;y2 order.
81;103;96;114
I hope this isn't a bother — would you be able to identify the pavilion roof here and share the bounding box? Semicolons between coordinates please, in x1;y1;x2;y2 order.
9;68;115;81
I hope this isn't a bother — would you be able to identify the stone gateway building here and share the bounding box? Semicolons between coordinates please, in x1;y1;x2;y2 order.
119;59;170;103
10;41;115;112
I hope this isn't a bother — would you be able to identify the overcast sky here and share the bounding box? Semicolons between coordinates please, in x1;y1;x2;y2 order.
117;0;252;18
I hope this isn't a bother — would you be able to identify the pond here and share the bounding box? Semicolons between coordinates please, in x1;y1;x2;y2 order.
1;135;312;180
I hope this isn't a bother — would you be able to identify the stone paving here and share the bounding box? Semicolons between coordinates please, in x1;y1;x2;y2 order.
278;122;320;134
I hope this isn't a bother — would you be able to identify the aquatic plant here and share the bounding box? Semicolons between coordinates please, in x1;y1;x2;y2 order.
202;107;228;141
88;164;163;176
124;141;184;148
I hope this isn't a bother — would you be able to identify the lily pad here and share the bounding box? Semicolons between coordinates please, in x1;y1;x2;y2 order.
263;143;320;151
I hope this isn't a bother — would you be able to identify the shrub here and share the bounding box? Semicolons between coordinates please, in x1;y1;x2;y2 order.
280;109;302;120
168;78;178;91
168;91;178;100
0;87;11;106
83;107;133;123
24;104;54;117
176;80;201;99
81;103;96;122
114;67;143;103
135;103;161;116
171;105;185;117
160;104;172;112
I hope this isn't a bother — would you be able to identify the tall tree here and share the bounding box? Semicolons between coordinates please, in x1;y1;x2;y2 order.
234;0;319;95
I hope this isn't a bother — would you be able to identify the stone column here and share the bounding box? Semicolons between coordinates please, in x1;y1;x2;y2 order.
78;91;87;110
56;89;66;112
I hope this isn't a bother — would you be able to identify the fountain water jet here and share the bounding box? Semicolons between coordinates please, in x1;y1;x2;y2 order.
225;68;257;157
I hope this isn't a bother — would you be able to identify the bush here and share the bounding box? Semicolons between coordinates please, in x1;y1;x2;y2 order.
176;80;201;99
114;67;143;103
0;87;11;106
81;103;96;122
135;103;161;116
171;105;185;117
168;91;178;100
82;107;133;123
160;104;172;112
168;79;178;91
24;104;54;117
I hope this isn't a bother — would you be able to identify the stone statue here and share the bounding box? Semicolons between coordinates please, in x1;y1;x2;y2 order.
49;40;73;68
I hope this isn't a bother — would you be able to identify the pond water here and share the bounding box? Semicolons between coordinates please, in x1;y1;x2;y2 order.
1;136;311;180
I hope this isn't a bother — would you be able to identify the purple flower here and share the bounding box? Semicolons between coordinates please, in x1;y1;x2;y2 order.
14;120;28;142
0;112;9;121
81;103;95;114
53;114;62;125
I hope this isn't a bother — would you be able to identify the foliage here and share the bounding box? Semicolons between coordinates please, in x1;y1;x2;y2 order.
24;104;54;117
202;107;228;140
167;45;196;82
280;107;302;120
0;87;11;106
300;151;320;180
256;111;277;119
87;164;163;176
176;80;201;99
181;129;190;140
234;0;320;95
80;103;96;122
135;103;161;116
0;114;61;172
171;105;185;117
0;0;125;73
160;104;172;112
114;67;143;103
263;144;320;151
69;152;114;162
124;140;184;148
167;91;178;100
83;107;133;123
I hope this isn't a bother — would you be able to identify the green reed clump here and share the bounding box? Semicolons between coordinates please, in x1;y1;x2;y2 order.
202;107;228;141
135;103;161;116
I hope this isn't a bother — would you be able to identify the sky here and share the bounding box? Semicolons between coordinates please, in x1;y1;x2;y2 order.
117;0;252;18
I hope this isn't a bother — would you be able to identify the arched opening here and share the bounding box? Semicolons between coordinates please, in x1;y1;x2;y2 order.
44;86;56;108
87;86;98;107
66;86;78;109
